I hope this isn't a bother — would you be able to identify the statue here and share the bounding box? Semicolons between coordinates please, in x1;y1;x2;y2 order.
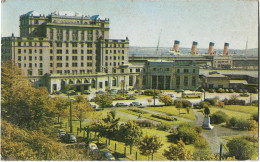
202;107;214;130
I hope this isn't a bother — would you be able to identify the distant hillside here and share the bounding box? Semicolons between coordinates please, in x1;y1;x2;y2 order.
129;47;258;57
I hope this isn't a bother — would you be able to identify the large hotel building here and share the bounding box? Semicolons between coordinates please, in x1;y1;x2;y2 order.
2;10;216;93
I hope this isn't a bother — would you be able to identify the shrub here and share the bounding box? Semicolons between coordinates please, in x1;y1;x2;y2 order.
210;111;229;124
128;108;147;114
174;100;192;108
177;124;199;144
236;120;257;131
200;101;210;108
226;117;239;128
252;113;258;122
205;98;218;106
134;120;154;127
144;89;160;96
193;149;216;161
159;95;174;106
157;124;171;131
151;114;174;121
194;137;208;149
227;139;256;160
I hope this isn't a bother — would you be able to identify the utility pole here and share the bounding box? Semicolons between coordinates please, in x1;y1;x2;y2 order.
70;99;73;133
153;89;156;106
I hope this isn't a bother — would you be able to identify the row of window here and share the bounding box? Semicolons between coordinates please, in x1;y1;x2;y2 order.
50;42;93;48
176;76;196;86
18;49;43;54
177;69;196;73
56;69;93;74
18;56;42;61
18;63;42;68
105;56;125;60
17;42;43;47
105;50;125;54
49;49;93;54
50;56;92;61
50;29;101;41
50;62;93;67
105;62;124;66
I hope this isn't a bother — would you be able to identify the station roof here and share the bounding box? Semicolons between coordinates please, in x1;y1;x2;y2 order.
229;80;248;85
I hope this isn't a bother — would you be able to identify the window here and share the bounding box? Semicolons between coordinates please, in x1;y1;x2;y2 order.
72;56;77;60
57;63;62;67
177;69;180;73
66;50;69;54
184;76;188;86
66;43;69;47
50;56;53;60
87;56;92;60
114;50;116;54
72;63;78;67
166;68;170;71
40;63;42;68
24;56;26;60
136;68;141;72
18;49;21;54
18;42;21;46
184;69;189;73
39;56;42;61
87;50;92;54
29;49;32;54
34;49;37;53
40;49;42;54
24;49;26;53
72;43;77;47
192;76;196;86
176;76;180;86
81;56;84;60
81;62;84;67
153;68;156;71
57;49;62;54
50;49;53;54
38;70;43;76
57;42;62;47
66;56;69;61
129;76;133;86
105;56;108;60
50;63;53;67
50;42;53;47
114;56;116;60
106;50;108;54
122;50;124;54
29;63;32;67
72;50;77;54
18;56;21;61
193;69;196;73
130;69;132;73
57;56;62;60
87;43;92;48
29;56;32;61
81;50;84;54
87;63;92;66
66;63;69;67
121;69;124;73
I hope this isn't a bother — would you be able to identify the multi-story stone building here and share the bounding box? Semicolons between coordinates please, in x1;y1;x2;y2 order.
142;60;200;90
2;11;130;93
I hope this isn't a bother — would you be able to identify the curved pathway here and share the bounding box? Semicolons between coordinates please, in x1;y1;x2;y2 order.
192;109;253;154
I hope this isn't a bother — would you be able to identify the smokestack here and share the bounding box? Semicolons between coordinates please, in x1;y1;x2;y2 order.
173;40;180;53
191;41;198;55
208;42;214;55
223;42;229;56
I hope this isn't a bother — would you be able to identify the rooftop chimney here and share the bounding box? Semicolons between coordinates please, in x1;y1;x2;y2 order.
223;42;229;56
172;40;180;53
191;41;198;55
208;42;214;55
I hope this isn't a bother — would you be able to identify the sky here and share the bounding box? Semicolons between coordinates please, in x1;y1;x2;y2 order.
1;0;259;49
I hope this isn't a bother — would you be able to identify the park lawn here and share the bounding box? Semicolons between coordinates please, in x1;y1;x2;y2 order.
118;108;188;126
210;107;252;120
146;106;196;120
223;105;258;114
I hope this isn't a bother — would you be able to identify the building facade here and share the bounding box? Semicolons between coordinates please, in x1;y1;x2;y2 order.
2;11;131;93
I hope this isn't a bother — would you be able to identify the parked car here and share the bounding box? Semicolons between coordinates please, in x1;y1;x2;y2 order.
169;94;174;97
208;89;215;93
229;89;234;93
129;102;142;107
225;89;229;93
82;90;90;95
240;93;249;97
88;143;98;151
237;89;243;93
54;91;62;95
67;90;77;95
115;103;128;107
62;133;77;143
127;96;136;100
58;129;66;138
96;91;105;94
175;89;184;93
217;88;224;93
101;150;115;161
242;89;248;93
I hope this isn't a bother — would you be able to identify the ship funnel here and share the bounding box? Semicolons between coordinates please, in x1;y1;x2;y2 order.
173;40;180;53
208;42;214;55
223;42;229;56
191;41;198;55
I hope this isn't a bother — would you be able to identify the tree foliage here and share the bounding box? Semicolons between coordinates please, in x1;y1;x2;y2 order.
73;95;94;120
1;120;83;160
117;120;143;146
177;124;200;144
95;94;112;108
159;95;174;106
91;111;120;140
1;61;56;131
210;111;229;124
138;135;163;157
163;140;193;160
227;138;256;160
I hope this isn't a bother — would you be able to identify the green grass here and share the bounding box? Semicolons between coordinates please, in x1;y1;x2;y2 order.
146;106;196;120
210;107;252;120
223;105;258;115
118;109;188;126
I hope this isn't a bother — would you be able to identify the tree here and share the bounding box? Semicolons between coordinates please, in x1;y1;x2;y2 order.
227;139;256;160
2;61;56;131
117;120;143;154
159;95;174;106
95;94;112;108
163;140;193;160
53;97;70;124
138;135;163;160
73;95;94;131
91;111;120;143
193;149;215;161
210;111;229;124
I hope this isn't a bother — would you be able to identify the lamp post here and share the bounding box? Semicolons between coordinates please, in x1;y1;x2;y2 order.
68;94;73;133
